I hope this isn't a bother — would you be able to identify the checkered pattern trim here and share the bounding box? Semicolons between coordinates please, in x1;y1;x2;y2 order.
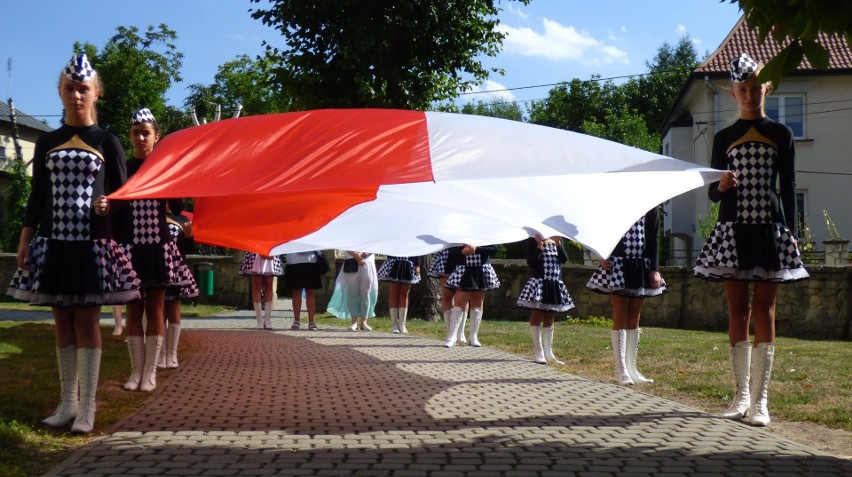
131;107;156;124
63;54;95;82
517;242;574;311
731;144;775;224
427;249;449;277
239;252;283;276
694;222;806;281
445;257;501;291
622;217;645;258
7;237;49;294
131;199;162;245
696;222;739;269
47;149;102;240
377;256;421;284
94;239;141;293
167;221;181;239
731;53;758;83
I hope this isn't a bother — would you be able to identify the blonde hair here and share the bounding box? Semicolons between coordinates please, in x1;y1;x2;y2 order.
57;71;104;124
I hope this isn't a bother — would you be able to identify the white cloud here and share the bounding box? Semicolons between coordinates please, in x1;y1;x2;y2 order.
503;3;529;19
675;24;687;37
463;80;516;102
498;18;629;65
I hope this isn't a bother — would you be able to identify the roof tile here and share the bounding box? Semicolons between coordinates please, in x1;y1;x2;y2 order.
697;16;852;75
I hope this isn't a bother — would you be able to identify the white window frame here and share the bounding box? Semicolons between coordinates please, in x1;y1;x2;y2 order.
765;94;806;139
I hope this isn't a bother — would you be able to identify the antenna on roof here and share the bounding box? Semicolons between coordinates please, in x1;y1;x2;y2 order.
6;58;11;99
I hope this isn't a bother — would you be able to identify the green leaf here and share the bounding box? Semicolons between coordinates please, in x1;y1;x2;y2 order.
801;39;830;70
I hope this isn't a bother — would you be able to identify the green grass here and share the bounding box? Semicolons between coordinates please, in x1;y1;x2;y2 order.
0;304;229;477
1;308;849;476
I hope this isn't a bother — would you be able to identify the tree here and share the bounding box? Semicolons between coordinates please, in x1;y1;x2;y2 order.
460;98;525;121
582;111;661;153
728;0;850;86
527;77;626;132
249;0;530;110
185;54;292;123
3;154;31;252
75;24;183;149
622;36;701;133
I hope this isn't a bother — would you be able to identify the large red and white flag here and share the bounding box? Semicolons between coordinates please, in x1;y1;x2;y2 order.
111;109;722;257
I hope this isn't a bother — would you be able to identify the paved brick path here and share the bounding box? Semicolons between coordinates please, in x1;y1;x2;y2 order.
14;308;851;476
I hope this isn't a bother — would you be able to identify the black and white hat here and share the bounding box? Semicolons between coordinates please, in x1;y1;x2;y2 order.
131;107;156;125
63;54;96;82
730;53;759;83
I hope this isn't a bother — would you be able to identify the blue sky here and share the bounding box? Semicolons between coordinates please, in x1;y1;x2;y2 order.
2;0;743;128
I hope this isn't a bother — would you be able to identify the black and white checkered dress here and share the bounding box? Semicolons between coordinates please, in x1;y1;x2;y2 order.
240;252;284;276
165;214;198;300
587;211;667;298
377;256;422;284
517;240;574;312
6;125;140;306
694;118;809;283
122;159;190;291
445;246;500;291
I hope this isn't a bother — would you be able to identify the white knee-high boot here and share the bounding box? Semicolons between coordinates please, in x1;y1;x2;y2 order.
263;301;273;330
468;308;483;347
542;326;564;365
398;307;409;334
70;348;101;434
139;335;163;392
443;310;451;336
390;307;400;334
530;325;546;364
123;336;145;391
722;340;752;419
165;324;181;368
157;324;168;369
457;311;468;344
253;301;262;329
611;329;634;385
444;307;464;347
748;342;775;427
42;345;78;428
624;329;653;383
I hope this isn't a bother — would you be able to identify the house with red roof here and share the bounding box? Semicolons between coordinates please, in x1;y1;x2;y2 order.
661;16;852;262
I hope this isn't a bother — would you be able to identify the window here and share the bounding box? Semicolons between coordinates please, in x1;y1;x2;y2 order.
765;95;805;139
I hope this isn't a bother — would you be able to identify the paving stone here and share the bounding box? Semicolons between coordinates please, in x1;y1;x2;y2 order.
38;310;852;477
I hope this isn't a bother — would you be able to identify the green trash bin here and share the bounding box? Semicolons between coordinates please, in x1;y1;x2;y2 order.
196;263;214;296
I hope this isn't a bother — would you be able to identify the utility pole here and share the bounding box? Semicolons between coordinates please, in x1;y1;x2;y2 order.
7;59;23;159
7;98;24;159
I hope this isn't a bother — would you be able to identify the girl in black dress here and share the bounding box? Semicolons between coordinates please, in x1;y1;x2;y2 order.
7;54;140;433
121;108;190;393
377;256;422;333
587;208;665;386
443;244;500;347
694;53;808;427
518;235;574;364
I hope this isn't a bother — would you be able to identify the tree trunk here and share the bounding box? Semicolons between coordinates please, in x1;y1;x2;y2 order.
408;254;441;321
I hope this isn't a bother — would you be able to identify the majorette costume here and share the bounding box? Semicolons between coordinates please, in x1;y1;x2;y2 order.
587;207;665;386
443;245;500;348
120;107;192;393
518;237;574;365
695;53;810;427
6;54;140;434
377;256;422;334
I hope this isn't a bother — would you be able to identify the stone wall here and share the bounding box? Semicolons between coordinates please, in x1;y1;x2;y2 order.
1;253;848;340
